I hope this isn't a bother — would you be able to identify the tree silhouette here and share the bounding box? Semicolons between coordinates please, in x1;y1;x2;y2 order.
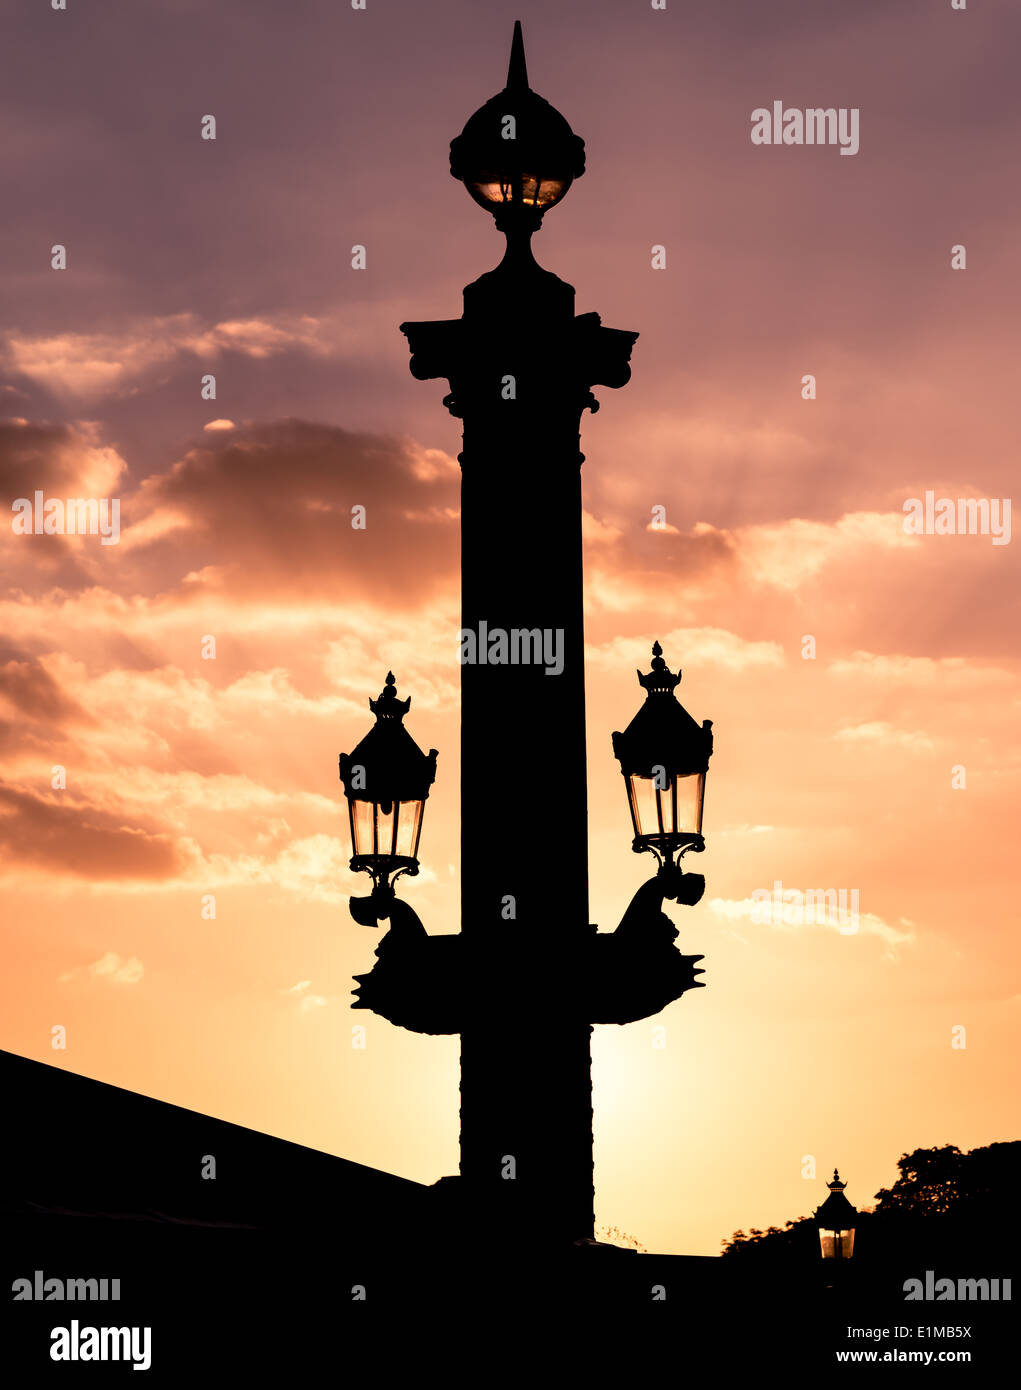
873;1141;1019;1216
721;1141;1019;1261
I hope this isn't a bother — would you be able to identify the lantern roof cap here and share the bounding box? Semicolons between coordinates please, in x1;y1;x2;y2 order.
612;643;713;776
449;21;586;184
339;671;438;802
814;1169;859;1227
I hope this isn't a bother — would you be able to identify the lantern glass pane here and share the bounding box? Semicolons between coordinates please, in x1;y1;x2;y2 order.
819;1228;854;1260
675;772;705;836
351;800;374;858
395;800;423;859
627;774;660;837
625;777;639;836
467;175;571;210
375;802;395;857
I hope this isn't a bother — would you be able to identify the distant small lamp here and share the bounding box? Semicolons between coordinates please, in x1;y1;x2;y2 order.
339;672;438;902
449;21;586;227
612;643;713;870
815;1169;858;1261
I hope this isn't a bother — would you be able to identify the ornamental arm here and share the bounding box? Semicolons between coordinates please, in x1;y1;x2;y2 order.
399;318;466;382
571;311;639;389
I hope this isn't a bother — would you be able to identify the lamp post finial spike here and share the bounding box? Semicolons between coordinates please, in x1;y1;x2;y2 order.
507;20;529;91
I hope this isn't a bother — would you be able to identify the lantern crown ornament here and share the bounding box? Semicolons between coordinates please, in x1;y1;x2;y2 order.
815;1168;859;1261
612;643;714;867
339;671;438;901
449;20;586;231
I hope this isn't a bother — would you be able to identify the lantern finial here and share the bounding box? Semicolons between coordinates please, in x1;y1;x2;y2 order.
638;641;681;694
370;670;410;719
507;20;529;92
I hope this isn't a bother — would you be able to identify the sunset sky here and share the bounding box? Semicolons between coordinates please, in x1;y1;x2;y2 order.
2;0;1018;1256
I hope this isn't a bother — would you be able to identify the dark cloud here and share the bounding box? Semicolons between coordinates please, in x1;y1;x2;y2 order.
0;783;185;880
0;421;95;494
1;417;458;605
130;420;459;603
0;659;95;726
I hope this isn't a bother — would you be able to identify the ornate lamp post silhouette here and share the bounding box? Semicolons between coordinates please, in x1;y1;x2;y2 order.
341;21;711;1248
815;1169;858;1262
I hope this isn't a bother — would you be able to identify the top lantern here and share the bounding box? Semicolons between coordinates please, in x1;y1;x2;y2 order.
449;21;586;221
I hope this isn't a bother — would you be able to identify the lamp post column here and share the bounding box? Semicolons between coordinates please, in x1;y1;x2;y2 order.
456;260;602;1245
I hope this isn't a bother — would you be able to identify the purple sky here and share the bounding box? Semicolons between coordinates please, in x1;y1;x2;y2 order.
7;0;1019;529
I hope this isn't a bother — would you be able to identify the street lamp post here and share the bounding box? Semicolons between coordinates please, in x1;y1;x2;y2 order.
342;21;710;1250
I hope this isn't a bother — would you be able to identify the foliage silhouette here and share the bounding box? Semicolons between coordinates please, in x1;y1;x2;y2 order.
721;1142;1019;1266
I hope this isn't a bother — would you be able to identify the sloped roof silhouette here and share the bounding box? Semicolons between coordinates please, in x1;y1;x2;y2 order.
0;1049;427;1239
